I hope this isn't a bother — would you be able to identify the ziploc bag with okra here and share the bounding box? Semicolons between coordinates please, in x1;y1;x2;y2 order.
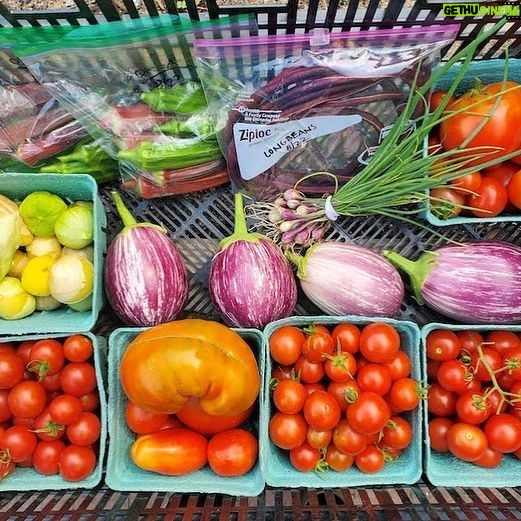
14;14;258;199
0;25;117;182
193;25;458;201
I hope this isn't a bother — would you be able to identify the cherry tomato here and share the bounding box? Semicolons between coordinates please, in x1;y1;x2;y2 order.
456;330;484;355
346;391;391;435
27;339;65;380
289;442;323;473
470;347;502;382
324;443;354;472
486;330;521;357
426;329;461;361
269;326;305;366
388;377;421;413
381;416;413;450
0;424;38;462
59;362;97;397
359;323;400;363
306;426;332;449
0;390;12;423
356;363;392;396
430;90;455;112
59;444;97;482
428;417;454;453
446;422;488;462
332;418;369;456
508;169;521;209
468;176;508;217
455;390;491;425
0;352;25;390
429;187;465;219
78;392;100;413
331;323;361;355
66;411;101;446
302;330;334;363
355;444;385;474
382;350;412;380
32;439;66;475
7;380;47;419
427;382;457;417
327;379;360;413
125;401;168;434
271;364;294;382
450;171;482;192
502;347;521;382
323;349;357;383
49;394;84;426
40;373;62;393
268;412;307;450
484;413;521;453
474;447;504;468
33;406;65;441
303;390;341;431
0;343;14;354
15;341;36;365
272;379;307;415
63;335;94;363
207;428;258;477
436;359;472;394
294;356;325;384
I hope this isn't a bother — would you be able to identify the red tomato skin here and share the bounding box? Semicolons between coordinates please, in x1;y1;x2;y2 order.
59;362;97;397
269;412;307;450
125;401;168;434
356;363;392;396
272;379;307;415
32;440;67;475
59;444;97;482
383;351;412;380
324;444;354;472
354;444;385;474
484;413;521;453
302;331;334;363
207;428;258;477
0;352;25;390
332;418;369;456
388;377;420;413
63;335;94;363
0;424;38;462
331;323;361;355
303;390;341;431
468;177;508;218
346;392;391;435
27;339;65;379
446;423;488;462
427;382;457;417
289;442;322;473
7;380;47;419
269;326;305;366
426;329;461;362
66;411;101;447
428;417;454;453
359;323;400;363
294;356;325;384
381;416;413;450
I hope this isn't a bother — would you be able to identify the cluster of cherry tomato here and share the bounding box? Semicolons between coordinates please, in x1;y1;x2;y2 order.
428;86;521;220
125;397;258;477
0;334;102;482
426;328;521;467
268;321;422;474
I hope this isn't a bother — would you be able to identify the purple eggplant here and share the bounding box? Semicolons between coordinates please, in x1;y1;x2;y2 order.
286;242;405;317
105;191;188;326
384;241;521;324
209;192;297;328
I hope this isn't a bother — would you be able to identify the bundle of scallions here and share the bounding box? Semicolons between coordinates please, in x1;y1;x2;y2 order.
248;18;520;248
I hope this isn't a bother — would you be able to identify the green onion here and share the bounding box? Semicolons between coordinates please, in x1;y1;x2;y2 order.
249;18;520;248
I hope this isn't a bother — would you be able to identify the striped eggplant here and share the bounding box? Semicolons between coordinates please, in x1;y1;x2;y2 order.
104;191;188;326
384;241;521;324
286;242;404;317
209;192;297;328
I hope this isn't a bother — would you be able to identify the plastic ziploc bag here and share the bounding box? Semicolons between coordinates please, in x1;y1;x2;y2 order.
14;14;258;199
0;25;90;172
193;25;459;201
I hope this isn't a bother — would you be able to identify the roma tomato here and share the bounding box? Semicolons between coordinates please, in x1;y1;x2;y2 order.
269;412;307;450
446;422;488;462
359;323;400;363
125;401;168;434
207;428;258;477
176;397;254;436
272;379;307;415
289;442;323;473
346;391;391;435
130;428;208;475
269;326;304;366
59;444;97;482
439;81;521;166
303;390;341;431
467;176;508;218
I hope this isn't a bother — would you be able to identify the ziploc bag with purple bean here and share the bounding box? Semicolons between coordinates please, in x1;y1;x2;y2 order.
0;25;92;170
14;14;257;199
193;25;459;201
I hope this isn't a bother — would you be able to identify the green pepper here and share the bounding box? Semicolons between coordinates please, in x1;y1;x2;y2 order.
141;82;208;114
158;109;216;138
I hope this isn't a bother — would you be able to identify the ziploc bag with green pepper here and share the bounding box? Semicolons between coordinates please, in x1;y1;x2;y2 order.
14;14;257;199
193;25;459;201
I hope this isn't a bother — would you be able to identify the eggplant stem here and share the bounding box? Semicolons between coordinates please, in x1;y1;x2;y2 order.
111;191;137;227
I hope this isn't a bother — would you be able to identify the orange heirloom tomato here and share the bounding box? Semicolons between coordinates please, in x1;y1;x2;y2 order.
120;319;260;416
130;428;208;476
